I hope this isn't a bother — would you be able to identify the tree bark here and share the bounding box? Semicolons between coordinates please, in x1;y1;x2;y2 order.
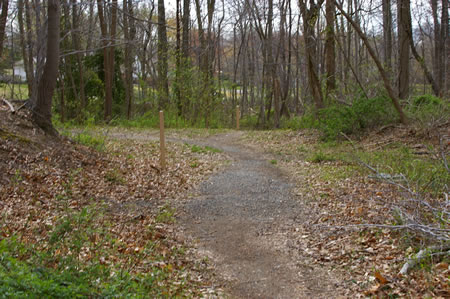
182;0;190;59
441;0;449;96
17;0;33;97
299;0;325;109
431;0;443;95
0;0;9;59
397;0;411;99
324;0;336;96
97;0;117;121
124;0;136;119
32;0;60;135
71;0;86;117
157;0;169;110
382;0;392;73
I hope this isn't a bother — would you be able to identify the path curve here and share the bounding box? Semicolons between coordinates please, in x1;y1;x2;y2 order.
178;132;338;298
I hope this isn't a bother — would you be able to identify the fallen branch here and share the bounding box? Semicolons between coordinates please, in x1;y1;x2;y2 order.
2;98;15;113
439;135;449;174
319;223;450;242
399;245;450;275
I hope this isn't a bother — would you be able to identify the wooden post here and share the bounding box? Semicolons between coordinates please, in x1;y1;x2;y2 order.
159;110;166;170
236;105;240;130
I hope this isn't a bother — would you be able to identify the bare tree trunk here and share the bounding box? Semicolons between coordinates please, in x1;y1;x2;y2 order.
324;0;336;96
71;0;86;117
382;0;392;73
403;1;439;96
431;0;443;95
182;0;190;59
441;0;449;96
397;0;411;99
124;0;136;119
157;0;169;110
0;0;9;58
194;0;215;127
86;0;95;52
97;0;117;121
32;0;60;135
335;1;407;124
17;0;33;97
175;0;182;117
299;0;325;109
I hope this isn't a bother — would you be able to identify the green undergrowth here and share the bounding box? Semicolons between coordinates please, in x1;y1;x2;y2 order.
0;203;199;298
245;130;448;195
356;144;449;195
284;94;449;141
71;131;106;151
305;140;449;195
109;109;226;129
189;144;222;154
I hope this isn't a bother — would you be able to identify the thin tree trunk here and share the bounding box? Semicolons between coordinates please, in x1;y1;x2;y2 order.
17;0;33;97
325;0;336;96
25;0;34;98
397;0;411;99
0;0;9;58
382;0;392;73
299;0;325;109
157;0;169;110
403;2;439;96
335;1;407;124
431;0;443;94
441;0;449;96
71;0;86;117
97;0;117;121
124;0;135;119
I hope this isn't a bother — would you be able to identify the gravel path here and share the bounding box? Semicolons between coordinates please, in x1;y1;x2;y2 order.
178;132;338;298
86;128;341;297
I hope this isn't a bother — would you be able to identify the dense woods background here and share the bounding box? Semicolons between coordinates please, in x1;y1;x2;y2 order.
0;0;448;132
0;1;449;296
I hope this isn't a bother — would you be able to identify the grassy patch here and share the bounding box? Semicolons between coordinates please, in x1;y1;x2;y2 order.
0;201;200;298
104;168;125;184
189;144;222;154
72;132;105;151
356;144;449;195
0;83;28;100
308;151;336;163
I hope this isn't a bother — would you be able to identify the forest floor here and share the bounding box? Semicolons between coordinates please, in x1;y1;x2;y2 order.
1;103;449;297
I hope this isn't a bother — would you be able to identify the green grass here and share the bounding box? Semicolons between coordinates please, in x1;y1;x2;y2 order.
356;144;449;195
73;132;105;151
308;151;337;163
307;140;449;195
0;83;28;100
0;200;198;298
189;144;222;154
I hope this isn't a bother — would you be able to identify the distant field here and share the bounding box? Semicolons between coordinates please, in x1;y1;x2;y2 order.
0;83;28;100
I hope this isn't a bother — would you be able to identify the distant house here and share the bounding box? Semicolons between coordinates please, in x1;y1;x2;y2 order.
0;61;27;83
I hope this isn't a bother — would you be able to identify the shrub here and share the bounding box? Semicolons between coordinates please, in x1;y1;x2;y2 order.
407;94;449;128
291;96;400;140
352;96;397;128
73;132;105;151
317;105;358;140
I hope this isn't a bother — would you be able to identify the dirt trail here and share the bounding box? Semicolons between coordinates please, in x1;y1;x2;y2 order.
95;129;341;298
177;132;339;298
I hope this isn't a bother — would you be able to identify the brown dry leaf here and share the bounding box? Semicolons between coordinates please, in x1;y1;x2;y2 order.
364;284;381;296
374;270;389;285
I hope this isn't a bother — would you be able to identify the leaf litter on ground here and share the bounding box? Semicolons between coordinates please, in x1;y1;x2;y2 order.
241;128;449;298
0;107;227;297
